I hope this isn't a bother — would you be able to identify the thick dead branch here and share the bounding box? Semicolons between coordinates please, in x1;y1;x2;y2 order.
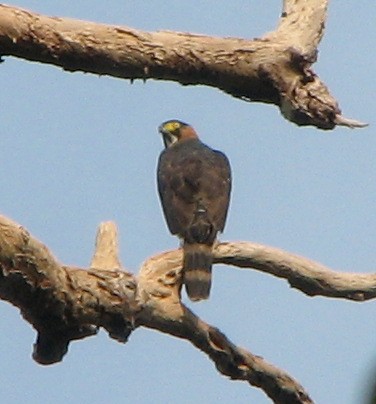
137;252;313;403
137;244;376;302
2;213;376;400
0;214;313;403
273;0;326;53
0;2;366;129
0;215;136;364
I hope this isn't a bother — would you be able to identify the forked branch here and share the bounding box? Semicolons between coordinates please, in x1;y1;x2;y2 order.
1;214;375;401
0;1;367;129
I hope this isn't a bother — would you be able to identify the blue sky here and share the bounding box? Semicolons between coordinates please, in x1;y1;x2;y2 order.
1;1;375;403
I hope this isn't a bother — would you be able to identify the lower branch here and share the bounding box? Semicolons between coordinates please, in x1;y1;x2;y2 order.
2;213;375;400
137;255;313;403
215;242;376;301
0;215;137;363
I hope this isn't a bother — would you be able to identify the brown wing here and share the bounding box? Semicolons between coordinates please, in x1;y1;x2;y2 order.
204;149;231;233
157;148;195;235
157;140;231;237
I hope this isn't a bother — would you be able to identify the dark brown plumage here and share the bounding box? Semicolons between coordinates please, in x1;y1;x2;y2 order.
157;120;231;301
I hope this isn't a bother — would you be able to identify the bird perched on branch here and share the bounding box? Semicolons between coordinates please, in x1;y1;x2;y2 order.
157;120;231;301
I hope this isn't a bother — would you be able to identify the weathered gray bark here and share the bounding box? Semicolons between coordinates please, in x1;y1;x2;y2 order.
0;2;366;130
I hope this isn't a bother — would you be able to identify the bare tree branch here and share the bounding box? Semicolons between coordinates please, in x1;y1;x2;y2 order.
273;0;327;52
0;215;136;364
0;2;366;129
0;213;314;402
1;212;376;401
214;243;376;301
334;115;368;129
137;251;313;403
137;243;376;303
90;221;122;270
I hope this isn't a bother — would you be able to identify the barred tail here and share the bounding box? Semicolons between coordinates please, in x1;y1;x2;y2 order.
183;243;213;301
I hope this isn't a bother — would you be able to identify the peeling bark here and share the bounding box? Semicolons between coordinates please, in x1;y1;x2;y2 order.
0;215;136;364
0;2;367;129
1;213;376;401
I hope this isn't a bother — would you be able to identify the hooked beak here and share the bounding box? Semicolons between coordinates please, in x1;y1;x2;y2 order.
158;124;166;135
158;125;171;148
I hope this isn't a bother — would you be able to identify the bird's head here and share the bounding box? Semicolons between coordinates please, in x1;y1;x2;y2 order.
158;120;198;148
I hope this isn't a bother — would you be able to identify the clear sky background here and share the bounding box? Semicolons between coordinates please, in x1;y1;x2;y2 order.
0;1;375;403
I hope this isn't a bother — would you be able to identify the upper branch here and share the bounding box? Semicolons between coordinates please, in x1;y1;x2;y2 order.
0;2;367;129
273;0;327;53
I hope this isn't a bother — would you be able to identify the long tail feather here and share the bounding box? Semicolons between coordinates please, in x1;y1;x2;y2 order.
183;243;213;301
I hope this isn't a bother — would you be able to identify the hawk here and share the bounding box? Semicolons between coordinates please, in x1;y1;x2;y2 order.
157;120;231;301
